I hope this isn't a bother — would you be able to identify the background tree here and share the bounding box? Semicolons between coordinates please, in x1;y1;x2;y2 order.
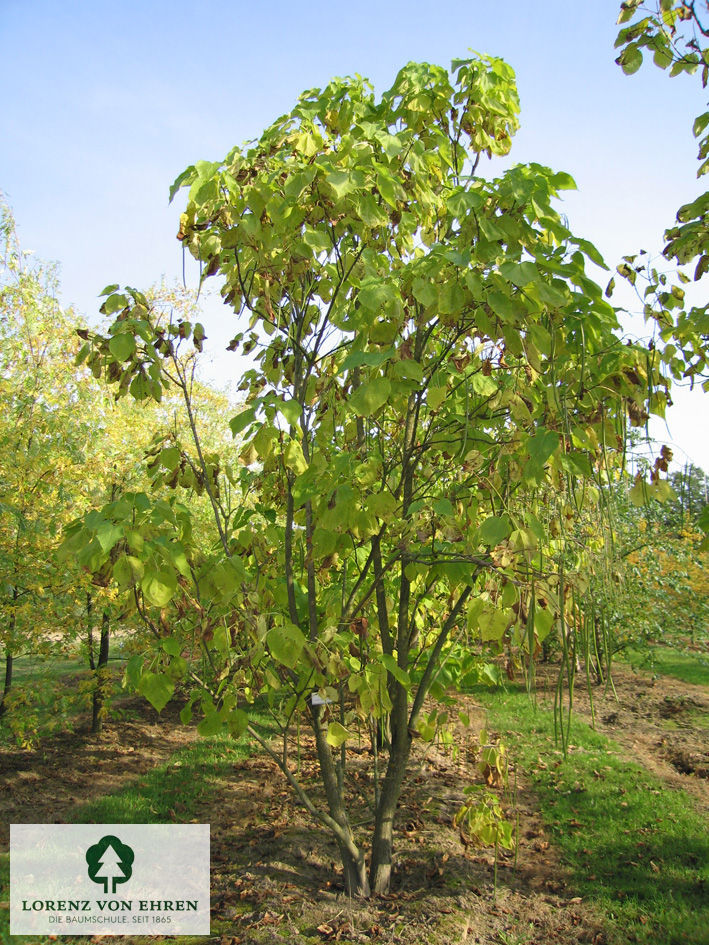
614;1;709;384
0;199;94;717
614;1;709;549
61;283;243;730
75;53;669;896
669;461;709;521
0;198;217;737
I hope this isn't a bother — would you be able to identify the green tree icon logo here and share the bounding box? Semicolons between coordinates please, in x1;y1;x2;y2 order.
86;835;134;894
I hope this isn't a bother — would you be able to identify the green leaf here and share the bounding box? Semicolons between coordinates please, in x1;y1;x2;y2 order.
197;713;223;737
355;193;389;227
160;446;181;471
113;554;143;588
527;429;559;467
193;322;206;351
693;111;709;139
278;399;302;427
341;349;393;372
649;480;676;503
412;279;438;307
357;280;396;313
470;372;498;397
536;282;568;307
226;708;249;737
381;653;410;687
180;702;194;724
129;372;151;400
162;638;182;657
653;45;673;70
142;568;177;607
550;171;577;191
499;261;540;287
573;237;608;270
367;492;397;519
392;359;423;381
433;498;455;516
169;165;196;202
428;386;447;410
326;721;352;747
478;515;512;546
102;293;128;316
349;378;391;417
325;170;357;200
488;291;519;322
479;607;511;642
629;479;648;507
230;406;257;437
617;44;643;75
139;672;174;713
284;439;308;474
210;557;247;600
534;608;554;642
303;226;332;254
96;521;123;554
447;189;484;218
108;333;136;362
267;623;306;669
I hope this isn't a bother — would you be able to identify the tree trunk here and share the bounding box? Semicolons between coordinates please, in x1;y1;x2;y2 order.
0;651;13;718
0;588;18;718
340;840;371;898
86;592;96;671
369;682;411;895
91;611;110;734
307;700;371;897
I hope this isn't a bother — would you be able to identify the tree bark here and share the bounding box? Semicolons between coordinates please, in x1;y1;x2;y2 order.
86;592;96;671
0;651;13;718
91;611;110;734
340;841;371;898
307;700;369;895
0;587;18;718
369;643;412;894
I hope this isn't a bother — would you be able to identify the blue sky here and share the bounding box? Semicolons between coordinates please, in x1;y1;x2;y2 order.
1;0;707;469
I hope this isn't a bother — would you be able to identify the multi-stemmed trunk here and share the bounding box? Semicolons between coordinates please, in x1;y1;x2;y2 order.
314;587;474;897
313;712;410;898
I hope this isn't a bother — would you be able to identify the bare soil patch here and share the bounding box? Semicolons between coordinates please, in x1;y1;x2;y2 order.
200;724;608;945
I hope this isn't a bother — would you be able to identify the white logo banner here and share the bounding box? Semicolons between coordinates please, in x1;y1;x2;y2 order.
10;823;210;935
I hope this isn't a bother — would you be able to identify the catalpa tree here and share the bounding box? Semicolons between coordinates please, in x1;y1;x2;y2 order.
74;53;668;896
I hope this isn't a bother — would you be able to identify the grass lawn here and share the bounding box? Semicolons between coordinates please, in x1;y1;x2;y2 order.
617;644;709;687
